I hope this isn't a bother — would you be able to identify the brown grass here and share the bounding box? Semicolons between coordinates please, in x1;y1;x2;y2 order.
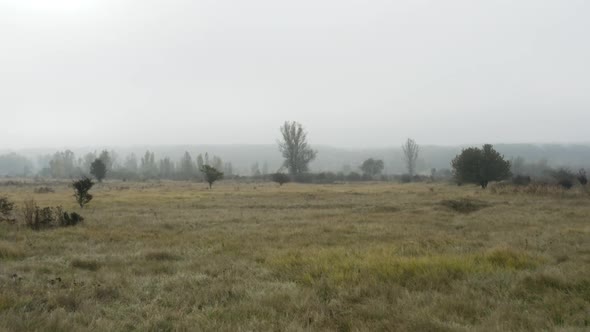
0;181;589;331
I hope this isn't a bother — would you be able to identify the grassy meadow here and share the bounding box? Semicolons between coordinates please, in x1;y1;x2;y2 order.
0;180;589;331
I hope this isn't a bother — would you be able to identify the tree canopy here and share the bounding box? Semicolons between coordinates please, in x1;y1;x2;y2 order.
200;165;223;189
90;159;107;182
451;144;511;188
278;121;317;175
360;158;384;178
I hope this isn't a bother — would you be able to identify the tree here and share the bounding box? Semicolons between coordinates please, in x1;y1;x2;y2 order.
98;150;113;171
451;144;511;188
278;121;317;175
200;165;223;189
271;173;290;186
90;159;107;182
72;176;94;208
360;158;384;178
578;169;588;186
179;152;195;180
402;138;420;178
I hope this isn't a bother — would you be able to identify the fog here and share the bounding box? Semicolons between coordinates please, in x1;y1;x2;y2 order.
1;0;589;149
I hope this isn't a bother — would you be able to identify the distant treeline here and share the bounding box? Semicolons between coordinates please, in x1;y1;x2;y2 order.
1;143;589;181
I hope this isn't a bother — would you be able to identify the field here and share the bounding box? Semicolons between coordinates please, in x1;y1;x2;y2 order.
1;181;589;331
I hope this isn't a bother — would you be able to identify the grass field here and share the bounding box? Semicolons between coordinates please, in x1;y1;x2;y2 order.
1;181;589;331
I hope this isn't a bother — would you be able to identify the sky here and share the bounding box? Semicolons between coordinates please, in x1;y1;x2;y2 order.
1;0;589;149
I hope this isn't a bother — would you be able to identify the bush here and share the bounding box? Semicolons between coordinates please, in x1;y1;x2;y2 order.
21;199;84;230
346;172;361;182
0;197;15;222
72;177;94;208
550;168;576;190
271;173;290;186
400;174;412;183
22;199;53;230
512;175;532;186
578;169;587;186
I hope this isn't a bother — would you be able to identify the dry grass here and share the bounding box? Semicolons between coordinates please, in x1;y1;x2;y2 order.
0;180;589;331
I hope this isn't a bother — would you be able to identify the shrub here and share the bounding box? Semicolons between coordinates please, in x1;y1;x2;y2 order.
346;172;361;182
400;174;412;183
22;199;53;230
0;197;15;222
21;200;84;230
578;169;587;186
72;177;94;208
200;165;223;189
55;206;84;227
550;168;576;190
512;175;532;186
271;173;290;186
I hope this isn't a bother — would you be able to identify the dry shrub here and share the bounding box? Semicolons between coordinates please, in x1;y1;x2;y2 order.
21;199;83;230
0;196;15;222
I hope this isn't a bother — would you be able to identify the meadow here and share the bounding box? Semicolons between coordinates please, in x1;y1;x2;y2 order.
0;180;589;331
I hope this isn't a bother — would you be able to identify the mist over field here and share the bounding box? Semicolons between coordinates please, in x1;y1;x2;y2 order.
2;143;590;177
2;1;590;331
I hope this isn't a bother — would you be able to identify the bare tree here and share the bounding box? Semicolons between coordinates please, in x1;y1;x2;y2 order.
402;138;420;178
278;121;317;175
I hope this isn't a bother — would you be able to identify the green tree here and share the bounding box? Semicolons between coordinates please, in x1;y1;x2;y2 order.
90;159;107;182
200;165;223;189
278;121;317;175
72;176;94;208
451;144;511;188
360;158;384;178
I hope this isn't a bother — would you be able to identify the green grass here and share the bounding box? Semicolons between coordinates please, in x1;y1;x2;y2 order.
0;181;589;331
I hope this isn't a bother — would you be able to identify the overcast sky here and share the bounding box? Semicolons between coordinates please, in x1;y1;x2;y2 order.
1;0;589;149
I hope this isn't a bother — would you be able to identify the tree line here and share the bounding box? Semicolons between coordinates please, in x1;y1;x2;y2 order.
0;121;587;189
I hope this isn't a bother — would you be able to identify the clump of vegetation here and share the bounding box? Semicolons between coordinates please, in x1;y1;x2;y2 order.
550;168;576;189
512;175;531;186
0;196;15;222
271;172;290;186
440;198;490;213
55;206;85;227
360;158;384;178
200;165;223;189
452;144;511;188
90;158;107;182
578;169;587;186
34;186;55;194
21;199;84;230
72;176;94;208
22;199;53;230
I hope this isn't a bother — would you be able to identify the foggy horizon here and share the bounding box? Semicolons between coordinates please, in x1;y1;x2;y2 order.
2;0;589;149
